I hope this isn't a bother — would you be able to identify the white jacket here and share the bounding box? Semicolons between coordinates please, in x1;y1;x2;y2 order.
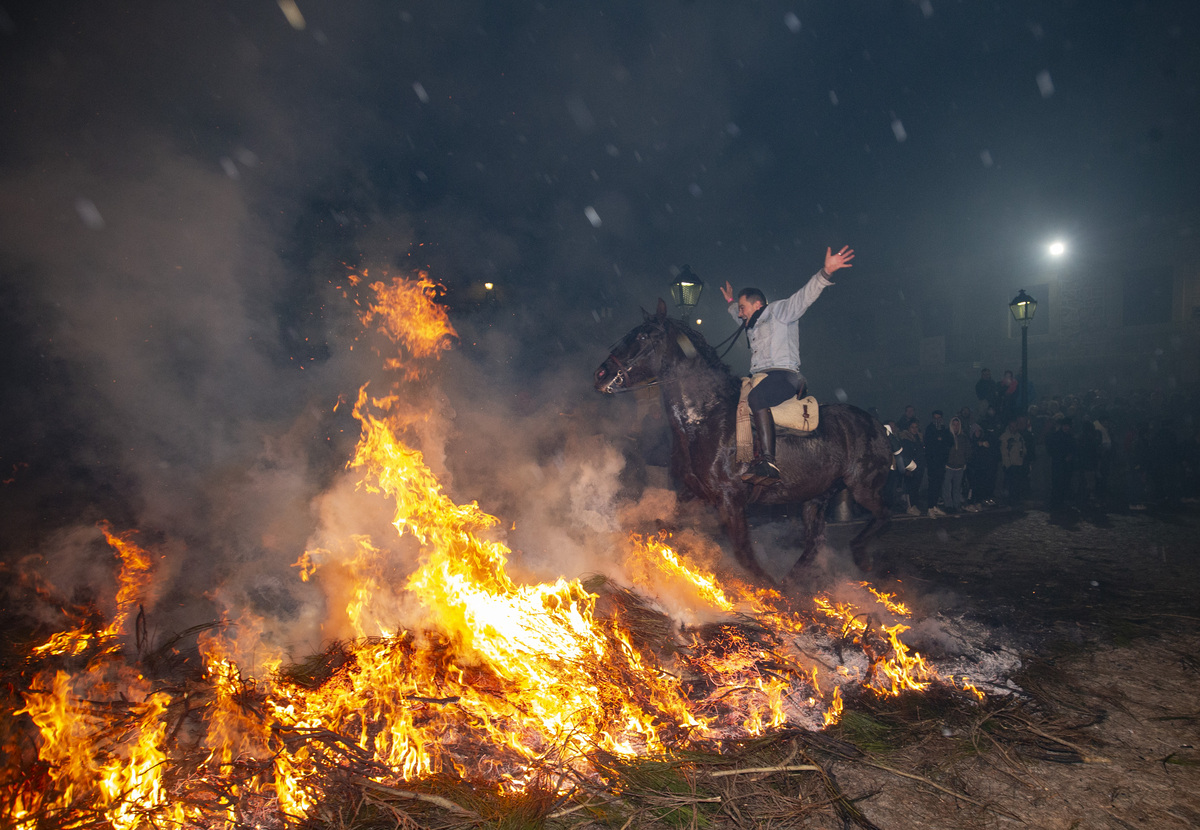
726;269;833;374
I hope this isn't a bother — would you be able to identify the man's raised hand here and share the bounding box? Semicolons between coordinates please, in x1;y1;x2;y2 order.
720;280;735;303
824;245;855;274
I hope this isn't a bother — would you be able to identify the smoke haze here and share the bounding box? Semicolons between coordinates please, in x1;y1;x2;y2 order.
4;0;1197;661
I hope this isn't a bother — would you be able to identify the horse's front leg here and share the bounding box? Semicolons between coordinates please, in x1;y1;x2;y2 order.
786;496;829;580
718;494;771;583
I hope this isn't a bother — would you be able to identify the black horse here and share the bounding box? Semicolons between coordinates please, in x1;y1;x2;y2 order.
594;300;892;582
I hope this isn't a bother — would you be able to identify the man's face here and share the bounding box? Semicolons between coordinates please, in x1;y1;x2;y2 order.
907;423;919;437
932;414;944;428
736;295;763;322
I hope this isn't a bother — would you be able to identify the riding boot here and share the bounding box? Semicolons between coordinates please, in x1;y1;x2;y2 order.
744;408;780;484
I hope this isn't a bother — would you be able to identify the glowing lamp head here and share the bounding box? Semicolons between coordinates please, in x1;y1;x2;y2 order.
1009;289;1038;324
1047;240;1066;258
669;265;704;311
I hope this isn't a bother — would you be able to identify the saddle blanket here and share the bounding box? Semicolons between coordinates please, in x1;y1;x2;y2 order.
736;374;819;463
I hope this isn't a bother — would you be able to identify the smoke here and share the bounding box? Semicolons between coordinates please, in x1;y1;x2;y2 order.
0;0;854;666
0;1;374;649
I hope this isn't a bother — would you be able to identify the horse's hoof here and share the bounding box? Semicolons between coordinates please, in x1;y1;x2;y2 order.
852;547;874;572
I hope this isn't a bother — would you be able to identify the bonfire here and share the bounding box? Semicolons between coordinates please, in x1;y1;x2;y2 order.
1;272;986;828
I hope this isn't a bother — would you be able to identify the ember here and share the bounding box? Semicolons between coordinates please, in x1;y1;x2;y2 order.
2;273;985;827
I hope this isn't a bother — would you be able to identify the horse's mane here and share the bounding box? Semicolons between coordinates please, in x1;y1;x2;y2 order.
663;316;733;371
660;316;742;401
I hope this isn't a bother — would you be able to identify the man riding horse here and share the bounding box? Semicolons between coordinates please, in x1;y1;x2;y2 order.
720;245;855;484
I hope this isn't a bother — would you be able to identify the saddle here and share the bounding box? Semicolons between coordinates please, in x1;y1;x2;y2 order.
736;374;819;463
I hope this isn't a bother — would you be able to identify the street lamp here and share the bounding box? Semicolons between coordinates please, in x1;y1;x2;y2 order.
1009;289;1038;414
669;265;704;313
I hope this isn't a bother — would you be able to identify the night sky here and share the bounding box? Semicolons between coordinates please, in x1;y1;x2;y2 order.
1;1;1198;600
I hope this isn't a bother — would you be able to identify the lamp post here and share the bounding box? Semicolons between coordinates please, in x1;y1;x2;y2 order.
669;265;704;314
1009;289;1038;414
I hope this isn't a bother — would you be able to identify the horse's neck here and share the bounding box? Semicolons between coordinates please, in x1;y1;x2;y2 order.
659;364;738;428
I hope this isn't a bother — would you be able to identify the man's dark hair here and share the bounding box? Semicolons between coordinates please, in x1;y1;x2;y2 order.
737;287;767;306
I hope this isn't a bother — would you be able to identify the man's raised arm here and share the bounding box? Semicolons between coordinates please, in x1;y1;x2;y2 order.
772;246;855;323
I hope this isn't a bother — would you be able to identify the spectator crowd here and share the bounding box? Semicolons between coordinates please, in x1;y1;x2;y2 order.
874;368;1200;518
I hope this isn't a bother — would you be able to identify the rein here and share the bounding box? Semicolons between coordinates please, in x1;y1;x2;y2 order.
603;320;742;394
710;323;746;360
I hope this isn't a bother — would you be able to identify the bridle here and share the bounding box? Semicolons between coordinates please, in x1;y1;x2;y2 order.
600;324;716;394
600;348;656;394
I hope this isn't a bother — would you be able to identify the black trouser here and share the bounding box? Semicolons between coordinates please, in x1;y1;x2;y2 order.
926;459;948;508
1050;460;1074;506
747;370;805;412
1004;465;1029;504
972;458;999;501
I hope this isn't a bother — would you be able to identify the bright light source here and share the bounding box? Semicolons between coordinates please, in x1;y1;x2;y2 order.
484;282;494;290
695;318;702;325
1048;240;1066;257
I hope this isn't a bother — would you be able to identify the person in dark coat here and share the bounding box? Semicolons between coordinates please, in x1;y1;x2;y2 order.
1045;416;1077;508
924;410;954;514
969;417;1001;505
975;368;997;414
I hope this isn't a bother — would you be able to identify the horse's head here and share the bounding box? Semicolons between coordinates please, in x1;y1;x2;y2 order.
594;299;698;394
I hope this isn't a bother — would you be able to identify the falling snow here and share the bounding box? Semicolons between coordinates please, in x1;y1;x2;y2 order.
277;0;306;30
74;198;104;230
1036;70;1055;98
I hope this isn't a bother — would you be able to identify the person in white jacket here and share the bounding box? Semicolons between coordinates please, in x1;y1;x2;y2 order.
720;245;855;483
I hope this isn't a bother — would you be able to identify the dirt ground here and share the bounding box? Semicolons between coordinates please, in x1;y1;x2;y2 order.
804;505;1200;830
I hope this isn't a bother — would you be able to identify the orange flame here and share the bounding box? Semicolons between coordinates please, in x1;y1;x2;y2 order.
4;268;986;826
357;270;456;378
30;524;153;660
624;532;735;613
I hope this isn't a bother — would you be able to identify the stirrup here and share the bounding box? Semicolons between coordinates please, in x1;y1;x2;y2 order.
743;458;780;484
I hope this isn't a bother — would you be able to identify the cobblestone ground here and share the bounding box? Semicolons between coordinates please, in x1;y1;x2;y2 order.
804;505;1200;830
